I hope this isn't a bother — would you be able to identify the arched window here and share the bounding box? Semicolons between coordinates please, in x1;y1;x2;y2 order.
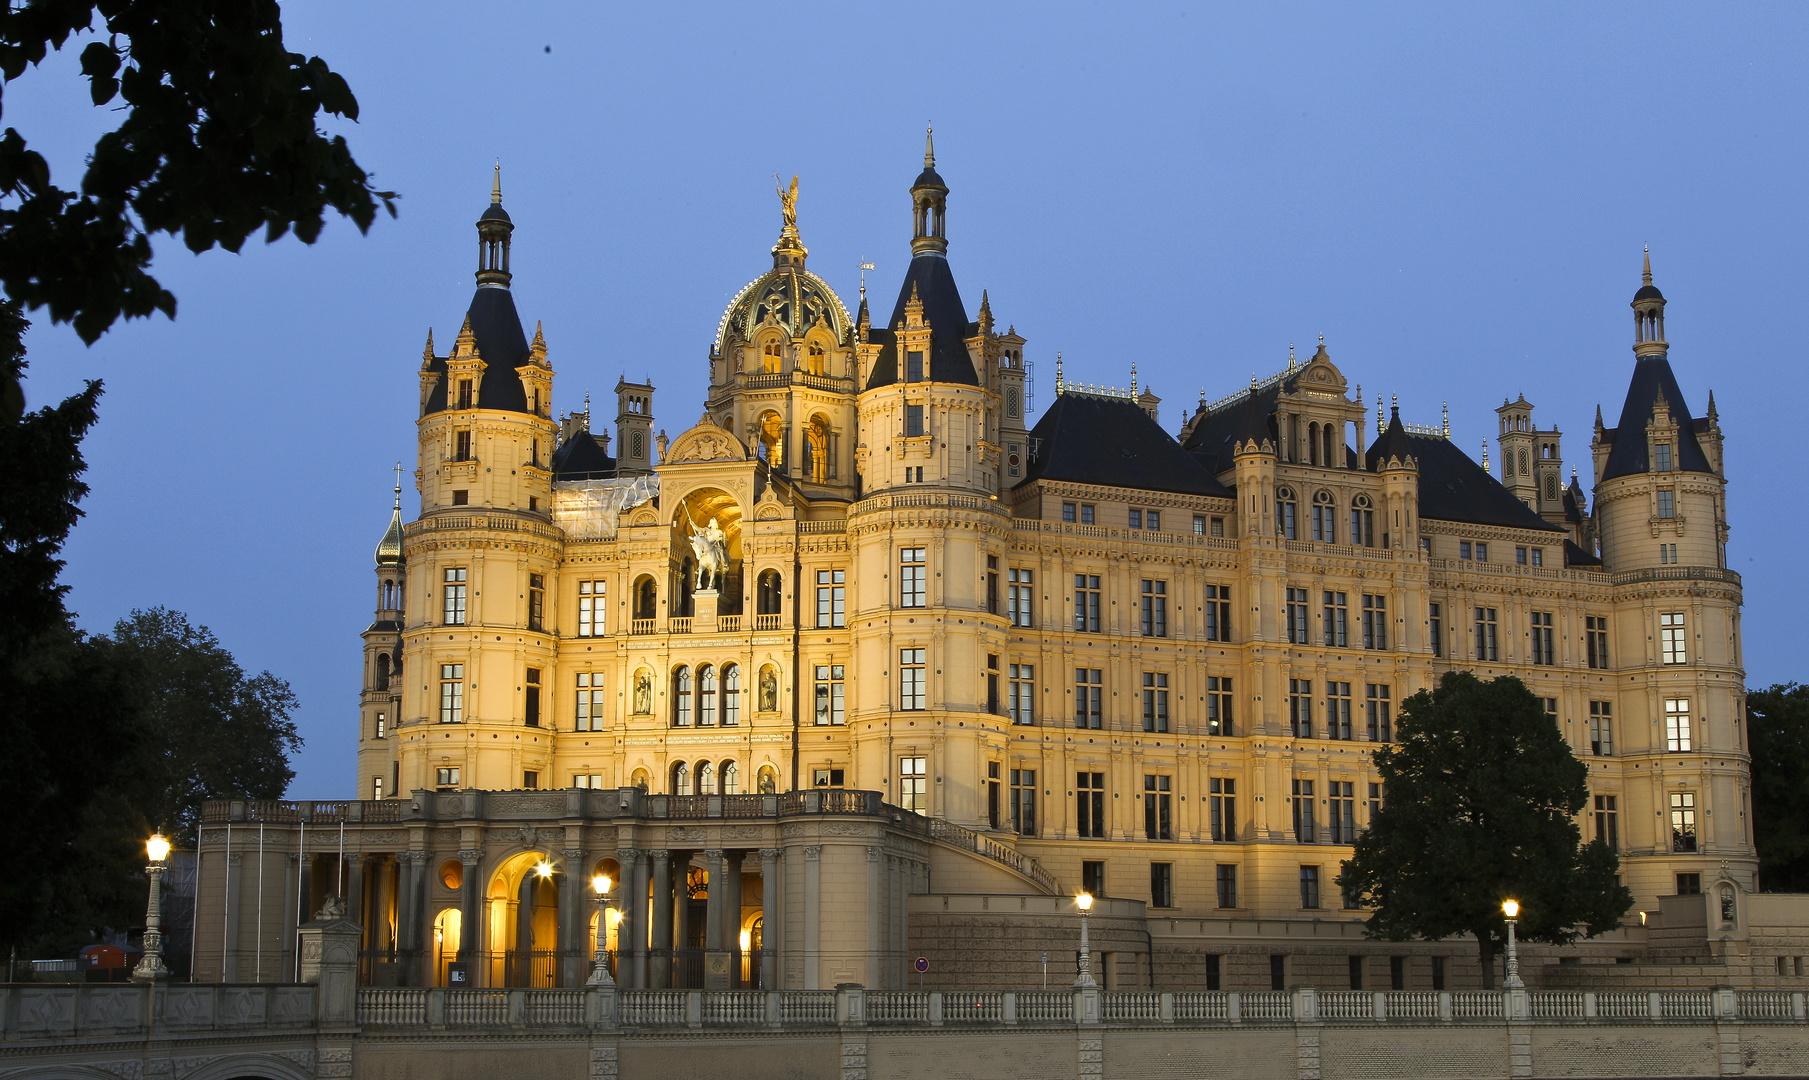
1544;474;1560;502
804;414;831;483
1323;423;1336;468
757;570;782;616
697;760;716;795
673;666;693;727
806;343;825;376
1519;449;1530;474
633;576;657;621
1307;422;1320;466
1275;487;1298;540
762;339;782;374
698;665;718;727
757;411;784;468
757;765;778;794
1312;490;1337;543
381;579;399;610
721;760;740;794
376;653;391;691
673;761;691;795
722;665;741;726
1503;451;1514;477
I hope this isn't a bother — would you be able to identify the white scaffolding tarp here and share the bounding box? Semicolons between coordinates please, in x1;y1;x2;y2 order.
552;475;660;540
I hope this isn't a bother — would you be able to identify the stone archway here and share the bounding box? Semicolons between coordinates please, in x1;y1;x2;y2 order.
484;850;567;987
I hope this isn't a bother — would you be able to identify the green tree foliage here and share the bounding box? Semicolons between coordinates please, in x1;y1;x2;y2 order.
1338;672;1632;987
0;0;396;347
110;606;300;846
1748;683;1809;892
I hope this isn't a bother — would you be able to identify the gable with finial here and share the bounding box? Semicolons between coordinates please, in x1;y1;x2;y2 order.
664;417;750;465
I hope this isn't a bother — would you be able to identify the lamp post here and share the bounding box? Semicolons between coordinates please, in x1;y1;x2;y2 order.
587;873;615;986
1501;899;1524;990
1073;891;1097;988
131;833;172;982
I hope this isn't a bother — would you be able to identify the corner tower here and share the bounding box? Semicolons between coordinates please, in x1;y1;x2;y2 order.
397;170;565;795
355;473;405;799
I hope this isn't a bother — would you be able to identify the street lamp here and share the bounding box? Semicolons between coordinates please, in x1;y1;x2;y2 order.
1073;891;1097;988
1501;899;1524;990
131;833;172;982
587;873;615;986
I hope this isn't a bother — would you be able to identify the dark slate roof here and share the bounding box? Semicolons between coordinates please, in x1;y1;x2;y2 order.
1366;409;1417;470
1180;381;1285;474
1018;392;1231;497
423;287;535;414
864;256;979;389
1599;355;1713;481
1563;539;1602;567
1562;476;1586;523
1372;429;1563;532
479;203;512;224
551;430;617;481
914;164;948;191
1634;283;1664;302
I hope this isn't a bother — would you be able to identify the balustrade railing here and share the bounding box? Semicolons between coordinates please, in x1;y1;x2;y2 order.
629;618;657;635
752;613;783;630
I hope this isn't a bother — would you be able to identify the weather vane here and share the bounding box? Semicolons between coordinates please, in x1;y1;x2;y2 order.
859;258;875;298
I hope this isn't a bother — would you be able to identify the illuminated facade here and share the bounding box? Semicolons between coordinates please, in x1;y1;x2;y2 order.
196;146;1750;993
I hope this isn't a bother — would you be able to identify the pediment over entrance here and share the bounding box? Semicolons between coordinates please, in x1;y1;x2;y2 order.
665;418;748;465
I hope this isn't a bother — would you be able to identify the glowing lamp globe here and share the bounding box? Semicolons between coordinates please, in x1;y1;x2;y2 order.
146;834;171;864
1502;899;1520;919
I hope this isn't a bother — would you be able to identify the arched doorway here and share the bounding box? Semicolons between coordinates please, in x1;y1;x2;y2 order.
432;908;461;987
484;851;568;987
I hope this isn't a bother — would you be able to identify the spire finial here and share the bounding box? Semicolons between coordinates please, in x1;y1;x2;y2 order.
1442;400;1449;436
1482;439;1490;471
859;258;874;299
1377;397;1384;431
1055;350;1064;392
1130;361;1137;396
1288;342;1296;369
492;159;502;205
393;462;403;510
925;124;935;167
1643;244;1652;285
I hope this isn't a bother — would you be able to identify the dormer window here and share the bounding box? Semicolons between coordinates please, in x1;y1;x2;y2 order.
457;379;474;409
906;350;924;383
1654;443;1673;472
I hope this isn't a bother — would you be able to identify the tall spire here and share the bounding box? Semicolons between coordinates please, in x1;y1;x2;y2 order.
1642;244;1652;286
374;466;405;567
492;159;502;204
924;124;935;168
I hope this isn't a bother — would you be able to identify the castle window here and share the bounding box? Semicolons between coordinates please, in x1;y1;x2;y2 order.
1429;603;1443;658
697;760;716;795
451;489;468;506
1063;502;1077;523
1207;677;1234;736
1585;616;1609;669
1589;700;1613;756
747;569;779;617
1140;580;1167;638
1206;584;1232;642
1661;612;1687;664
438;664;463;724
1144;779;1172;842
1288;680;1313;738
899;548;927;608
374;711;386;739
1670;792;1697;852
899;648;927;711
1291;779;1316;843
1285;588;1310;645
375;653;391;691
899;757;927;813
442;568;467;625
698;665;718;727
1074;668;1103;729
673;761;691;795
905;404;924;438
456;380;473;409
1531;611;1555;665
1327;682;1352;740
1312;491;1336;542
633;576;657;621
1009;664;1035;725
1366;684;1392;742
527;574;544;632
1322;591;1349;647
524;668;541;727
436;767;460;790
722;665;741;726
1275;487;1298;539
578;580;605;637
1361;594;1388;650
906;350;924;383
1081;503;1096;525
721;760;740;794
1074;575;1102;633
1329;782;1356;844
1128;508;1142;529
1474;607;1499;661
1141;672;1170;733
1658;490;1676;519
1010;768;1037;835
522;771;538;790
1076;773;1106;838
673;666;693;727
1654;443;1673;472
1210;778;1237;841
806;343;825;376
762;340;781;374
1665;698;1692;752
1594;795;1618;847
576;672;605;732
815;569;845;628
1350;495;1374;547
814;664;846;726
454;430;472;461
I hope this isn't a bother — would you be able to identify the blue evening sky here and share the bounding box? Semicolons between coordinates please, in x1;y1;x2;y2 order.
9;3;1805;797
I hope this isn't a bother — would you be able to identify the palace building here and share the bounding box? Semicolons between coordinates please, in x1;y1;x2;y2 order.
193;140;1755;993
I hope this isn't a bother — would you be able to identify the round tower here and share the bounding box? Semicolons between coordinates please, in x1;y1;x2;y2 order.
398;170;565;795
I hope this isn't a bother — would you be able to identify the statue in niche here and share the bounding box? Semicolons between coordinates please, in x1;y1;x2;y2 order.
633;670;653;715
683;504;730;591
759;667;779;712
1720;886;1737;924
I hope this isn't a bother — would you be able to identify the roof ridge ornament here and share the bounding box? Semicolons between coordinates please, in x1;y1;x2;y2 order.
925;124;935;168
1643;243;1652;286
492;159;502;205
